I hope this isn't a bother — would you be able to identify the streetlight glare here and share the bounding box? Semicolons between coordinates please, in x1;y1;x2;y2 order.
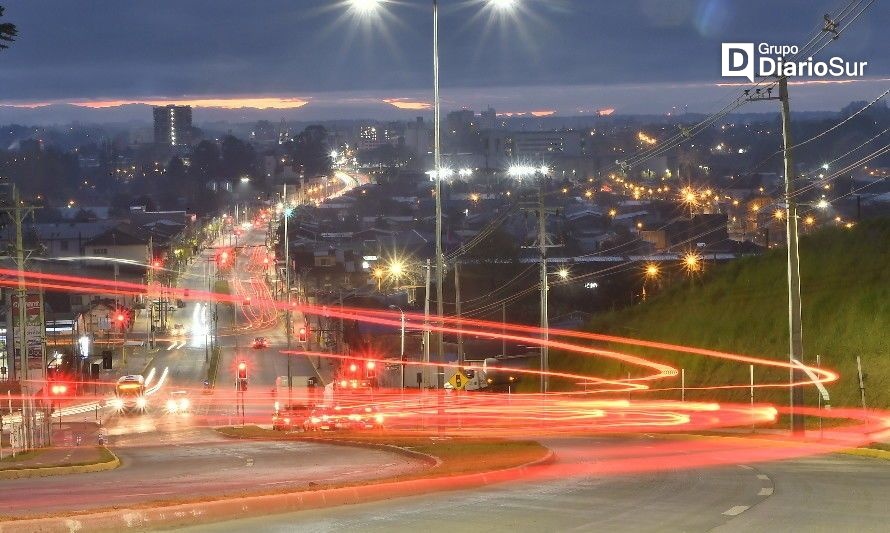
350;0;383;15
645;263;660;278
557;268;569;280
489;0;517;8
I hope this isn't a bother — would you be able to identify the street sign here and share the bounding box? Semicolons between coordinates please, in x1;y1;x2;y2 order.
448;370;469;390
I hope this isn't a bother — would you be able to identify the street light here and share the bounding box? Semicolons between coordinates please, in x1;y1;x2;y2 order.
556;268;569;280
645;263;660;279
682;251;702;274
349;0;522;388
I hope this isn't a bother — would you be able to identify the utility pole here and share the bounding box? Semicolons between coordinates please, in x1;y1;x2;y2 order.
1;187;39;450
747;76;805;435
283;183;292;407
423;259;431;388
521;178;560;393
454;261;463;367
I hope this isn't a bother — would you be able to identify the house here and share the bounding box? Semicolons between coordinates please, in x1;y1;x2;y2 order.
82;224;150;269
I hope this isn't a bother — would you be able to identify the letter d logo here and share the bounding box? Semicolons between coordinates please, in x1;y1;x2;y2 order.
722;43;754;82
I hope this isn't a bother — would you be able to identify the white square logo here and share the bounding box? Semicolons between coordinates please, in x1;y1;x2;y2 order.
722;43;755;82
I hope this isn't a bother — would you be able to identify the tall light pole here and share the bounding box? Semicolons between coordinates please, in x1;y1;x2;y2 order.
432;0;445;390
349;0;520;388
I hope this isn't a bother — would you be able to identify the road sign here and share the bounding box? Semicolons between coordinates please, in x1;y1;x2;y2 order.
448;370;469;390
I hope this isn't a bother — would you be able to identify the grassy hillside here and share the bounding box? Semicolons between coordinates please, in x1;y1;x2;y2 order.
551;218;890;408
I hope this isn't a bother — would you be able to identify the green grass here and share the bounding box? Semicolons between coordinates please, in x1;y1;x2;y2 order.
0;446;115;471
550;218;890;408
216;426;549;478
213;279;230;295
207;346;222;387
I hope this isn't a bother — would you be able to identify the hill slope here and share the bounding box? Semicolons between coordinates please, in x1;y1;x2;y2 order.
553;218;890;408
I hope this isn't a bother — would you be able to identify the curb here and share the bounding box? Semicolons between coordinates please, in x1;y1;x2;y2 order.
299;436;444;469
837;447;890;460
0;447;120;481
0;444;553;532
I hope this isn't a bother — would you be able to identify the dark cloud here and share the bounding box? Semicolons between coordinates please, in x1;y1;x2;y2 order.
0;0;885;109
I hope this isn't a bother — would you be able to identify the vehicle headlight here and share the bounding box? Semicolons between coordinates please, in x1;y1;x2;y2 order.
136;397;147;409
321;415;329;421
348;414;361;421
310;417;321;424
179;398;190;409
166;399;178;412
283;418;290;424
374;414;384;424
110;398;124;410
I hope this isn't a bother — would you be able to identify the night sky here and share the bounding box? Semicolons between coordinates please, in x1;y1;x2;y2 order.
0;0;887;119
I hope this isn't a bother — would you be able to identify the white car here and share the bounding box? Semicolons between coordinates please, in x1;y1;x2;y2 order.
165;390;191;413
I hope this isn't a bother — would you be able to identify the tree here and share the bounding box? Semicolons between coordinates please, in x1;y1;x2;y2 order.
0;6;16;51
220;135;256;181
192;140;222;182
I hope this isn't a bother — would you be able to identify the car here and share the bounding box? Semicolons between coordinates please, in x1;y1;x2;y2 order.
171;323;186;337
165;390;191;413
303;407;340;432
344;405;385;430
252;337;269;349
272;411;296;431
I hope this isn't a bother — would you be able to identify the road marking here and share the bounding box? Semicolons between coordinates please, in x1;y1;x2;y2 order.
756;474;770;481
758;487;774;496
167;343;176;351
722;505;750;516
738;465;754;470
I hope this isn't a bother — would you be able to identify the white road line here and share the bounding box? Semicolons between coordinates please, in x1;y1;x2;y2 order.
756;474;770;481
722;505;750;516
738;465;754;470
758;487;774;496
166;342;176;351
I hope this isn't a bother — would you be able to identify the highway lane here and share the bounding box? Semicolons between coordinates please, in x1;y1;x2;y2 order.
0;427;424;518
178;436;890;533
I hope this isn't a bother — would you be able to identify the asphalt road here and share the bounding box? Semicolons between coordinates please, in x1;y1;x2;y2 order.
0;426;423;518
178;436;890;533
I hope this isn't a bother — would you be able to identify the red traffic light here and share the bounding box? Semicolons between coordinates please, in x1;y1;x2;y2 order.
298;326;308;343
237;361;248;380
366;361;376;370
349;363;358;373
238;361;247;371
151;259;162;269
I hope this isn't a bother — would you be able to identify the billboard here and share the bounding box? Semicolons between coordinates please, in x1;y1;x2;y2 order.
11;292;45;363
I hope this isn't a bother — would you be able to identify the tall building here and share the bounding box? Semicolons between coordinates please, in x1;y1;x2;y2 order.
153;105;193;146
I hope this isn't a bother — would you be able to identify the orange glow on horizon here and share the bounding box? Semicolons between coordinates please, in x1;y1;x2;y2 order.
383;98;431;110
1;96;311;110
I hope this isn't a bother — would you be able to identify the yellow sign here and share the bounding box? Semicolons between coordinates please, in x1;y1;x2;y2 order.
448;371;469;390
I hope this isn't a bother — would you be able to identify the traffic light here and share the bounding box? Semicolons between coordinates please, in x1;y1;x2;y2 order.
298;326;308;343
113;308;130;330
366;360;377;380
237;361;248;380
349;363;358;373
151;259;162;269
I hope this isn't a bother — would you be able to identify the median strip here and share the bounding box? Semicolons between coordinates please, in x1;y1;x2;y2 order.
0;428;552;531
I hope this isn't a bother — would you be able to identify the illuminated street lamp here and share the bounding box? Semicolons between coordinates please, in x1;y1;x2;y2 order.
388;260;405;279
645;263;660;279
682;252;702;274
350;0;522;388
556;267;569;280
